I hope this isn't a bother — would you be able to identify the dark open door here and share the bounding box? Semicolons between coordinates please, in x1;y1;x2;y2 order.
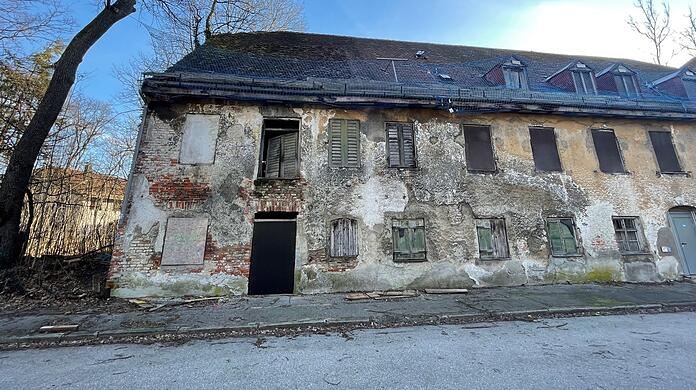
248;213;297;295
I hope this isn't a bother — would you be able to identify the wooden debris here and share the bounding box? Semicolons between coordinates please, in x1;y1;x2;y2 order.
424;288;469;294
39;324;79;333
345;293;370;301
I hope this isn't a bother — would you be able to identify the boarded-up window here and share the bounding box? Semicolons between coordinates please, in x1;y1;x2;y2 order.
179;114;219;164
260;119;299;178
504;67;528;89
591;129;625;173
328;119;360;167
161;217;208;266
546;218;580;256
392;219;426;261
330;218;358;257
529;127;562;172
612;217;648;254
463;125;496;172
386;122;416;168
649;131;682;173
476;218;509;259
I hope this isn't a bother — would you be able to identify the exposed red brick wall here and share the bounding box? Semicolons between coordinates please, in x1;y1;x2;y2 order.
484;64;505;86
150;176;211;207
204;233;251;277
547;70;575;92
596;73;618;93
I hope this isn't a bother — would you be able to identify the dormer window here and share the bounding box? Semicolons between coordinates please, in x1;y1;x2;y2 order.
649;68;696;99
545;60;597;95
503;58;528;89
570;62;597;95
484;56;528;90
596;63;641;98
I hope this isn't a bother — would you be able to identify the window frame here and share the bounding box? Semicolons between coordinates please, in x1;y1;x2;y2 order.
257;118;301;180
612;216;649;255
591;129;627;174
502;65;528;90
475;218;510;260
571;70;597;95
545;217;582;257
329;218;359;258
647;131;683;174
529;127;563;172
391;218;427;262
385;122;418;169
328;119;361;168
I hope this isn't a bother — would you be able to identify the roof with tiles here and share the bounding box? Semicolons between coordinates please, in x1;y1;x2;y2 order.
165;31;683;99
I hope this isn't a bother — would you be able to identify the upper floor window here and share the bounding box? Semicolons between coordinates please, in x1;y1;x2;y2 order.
591;129;626;174
463;125;496;173
386;122;417;168
179;114;220;165
529;127;562;172
484;57;528;90
259;119;299;179
598;64;640;97
682;69;696;99
328;119;360;168
648;131;682;173
571;63;597;95
503;58;528;90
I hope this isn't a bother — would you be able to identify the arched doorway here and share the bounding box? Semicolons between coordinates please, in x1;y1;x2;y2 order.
668;206;696;275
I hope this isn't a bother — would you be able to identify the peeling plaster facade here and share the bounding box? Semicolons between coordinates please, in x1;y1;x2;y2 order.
108;101;696;297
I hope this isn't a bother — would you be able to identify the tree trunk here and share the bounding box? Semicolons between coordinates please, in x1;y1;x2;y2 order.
0;0;136;273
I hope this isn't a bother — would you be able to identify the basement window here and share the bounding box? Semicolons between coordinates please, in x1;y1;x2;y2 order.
591;129;626;173
546;217;580;257
648;131;682;173
330;218;358;257
476;218;510;259
529;127;562;172
612;217;648;254
259;119;299;178
392;219;426;262
463;125;496;172
328;119;360;168
386;122;417;168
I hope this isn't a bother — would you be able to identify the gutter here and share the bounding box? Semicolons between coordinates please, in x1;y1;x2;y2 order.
141;72;696;120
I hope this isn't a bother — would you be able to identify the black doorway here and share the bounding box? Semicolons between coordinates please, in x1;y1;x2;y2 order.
248;212;297;295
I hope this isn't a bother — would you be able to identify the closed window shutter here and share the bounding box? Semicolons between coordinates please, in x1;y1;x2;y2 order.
345;120;360;167
386;123;401;167
401;123;416;167
265;135;281;178
330;219;358;257
329;119;360;167
490;218;509;258
328;120;344;167
649;131;681;173
280;132;298;177
591;130;625;173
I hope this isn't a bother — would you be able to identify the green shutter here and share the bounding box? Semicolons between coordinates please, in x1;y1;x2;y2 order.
265;135;281;178
280;132;298;178
345;120;360;167
329;119;360;168
401;123;416;168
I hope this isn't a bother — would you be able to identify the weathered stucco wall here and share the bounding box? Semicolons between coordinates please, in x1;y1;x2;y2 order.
108;101;696;297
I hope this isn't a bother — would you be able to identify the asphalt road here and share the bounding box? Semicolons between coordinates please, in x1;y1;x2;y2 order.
1;312;694;389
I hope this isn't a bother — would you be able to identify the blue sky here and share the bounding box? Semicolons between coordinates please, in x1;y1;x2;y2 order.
69;0;695;110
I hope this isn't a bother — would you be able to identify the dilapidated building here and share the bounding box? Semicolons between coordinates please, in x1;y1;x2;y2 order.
109;32;696;297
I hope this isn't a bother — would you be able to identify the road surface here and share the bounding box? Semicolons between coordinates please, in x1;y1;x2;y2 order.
1;312;694;389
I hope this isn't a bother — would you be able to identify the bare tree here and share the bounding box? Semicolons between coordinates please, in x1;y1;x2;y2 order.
0;0;136;287
628;0;672;65
681;7;696;57
0;0;71;61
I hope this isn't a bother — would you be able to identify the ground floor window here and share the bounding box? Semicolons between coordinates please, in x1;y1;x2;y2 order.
330;218;358;257
546;217;580;256
392;219;426;261
476;218;509;259
612;217;648;254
